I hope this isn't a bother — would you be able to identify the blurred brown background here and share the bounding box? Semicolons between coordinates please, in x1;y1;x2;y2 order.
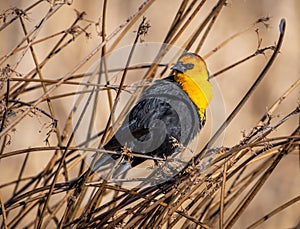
0;0;299;228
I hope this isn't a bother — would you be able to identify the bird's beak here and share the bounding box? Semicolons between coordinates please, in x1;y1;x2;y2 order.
171;62;186;73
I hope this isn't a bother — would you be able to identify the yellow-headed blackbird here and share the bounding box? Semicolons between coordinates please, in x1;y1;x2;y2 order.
93;52;212;177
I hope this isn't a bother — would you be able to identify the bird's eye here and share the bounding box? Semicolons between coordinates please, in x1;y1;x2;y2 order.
185;63;194;69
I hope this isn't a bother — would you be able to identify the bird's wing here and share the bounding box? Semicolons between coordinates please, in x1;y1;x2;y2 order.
105;97;180;152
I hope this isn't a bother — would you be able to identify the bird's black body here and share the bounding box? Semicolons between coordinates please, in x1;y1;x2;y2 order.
103;76;203;168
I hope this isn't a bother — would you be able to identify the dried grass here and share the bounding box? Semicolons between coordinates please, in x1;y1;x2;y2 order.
0;1;299;228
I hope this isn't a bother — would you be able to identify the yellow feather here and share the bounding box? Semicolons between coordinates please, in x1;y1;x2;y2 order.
174;54;213;120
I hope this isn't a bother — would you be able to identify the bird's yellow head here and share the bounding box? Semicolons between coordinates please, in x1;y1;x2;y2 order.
172;53;213;120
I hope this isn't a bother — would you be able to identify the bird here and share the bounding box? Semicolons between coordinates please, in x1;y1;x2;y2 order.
90;52;213;179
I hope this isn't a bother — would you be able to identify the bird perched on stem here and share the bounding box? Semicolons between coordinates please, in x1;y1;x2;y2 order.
90;52;213;178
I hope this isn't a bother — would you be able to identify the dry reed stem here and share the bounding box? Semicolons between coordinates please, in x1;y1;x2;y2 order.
0;1;299;228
